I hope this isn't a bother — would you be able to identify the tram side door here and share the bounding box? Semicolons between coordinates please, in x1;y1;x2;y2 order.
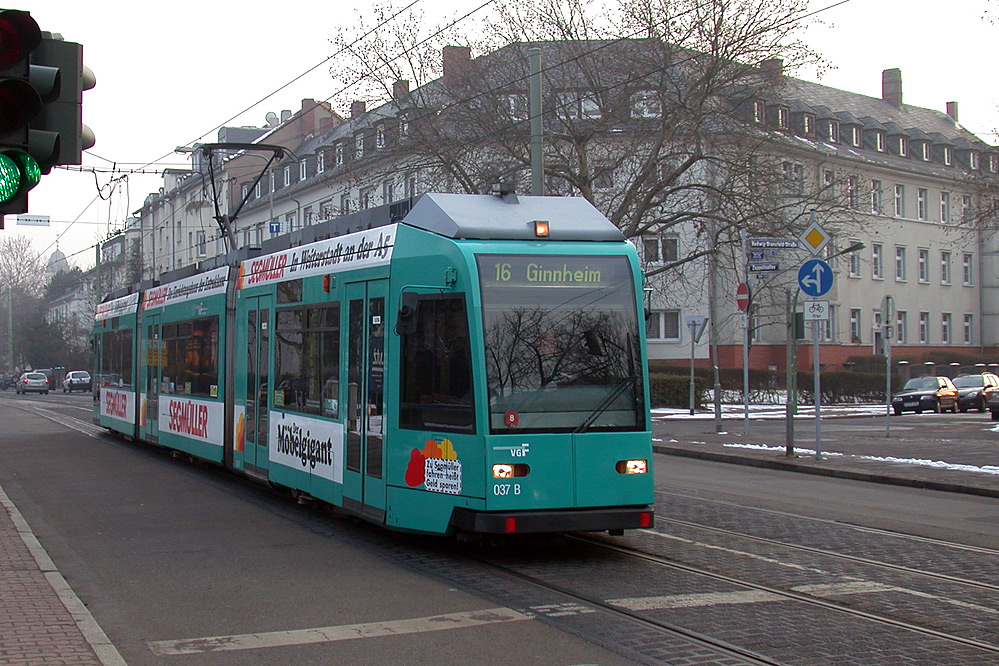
239;294;272;474
141;314;161;442
341;280;387;522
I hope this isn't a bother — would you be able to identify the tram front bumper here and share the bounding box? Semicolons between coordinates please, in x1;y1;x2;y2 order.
451;506;654;534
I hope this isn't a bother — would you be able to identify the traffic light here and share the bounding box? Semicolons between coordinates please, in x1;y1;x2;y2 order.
0;9;95;223
0;8;42;218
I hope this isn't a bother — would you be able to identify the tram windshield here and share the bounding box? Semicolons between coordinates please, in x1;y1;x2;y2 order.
477;254;644;434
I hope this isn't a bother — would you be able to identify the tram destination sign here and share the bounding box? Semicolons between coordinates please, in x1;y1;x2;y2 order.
478;254;631;288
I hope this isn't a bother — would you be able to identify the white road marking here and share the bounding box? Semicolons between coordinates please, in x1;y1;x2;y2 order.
147;607;530;656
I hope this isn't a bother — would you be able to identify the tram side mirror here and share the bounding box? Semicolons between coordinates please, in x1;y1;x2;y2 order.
395;292;420;335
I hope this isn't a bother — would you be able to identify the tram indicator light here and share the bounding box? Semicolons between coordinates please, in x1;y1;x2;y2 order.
533;219;549;237
616;459;648;474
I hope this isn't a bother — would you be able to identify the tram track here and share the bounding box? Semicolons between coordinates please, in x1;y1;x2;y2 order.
569;532;999;658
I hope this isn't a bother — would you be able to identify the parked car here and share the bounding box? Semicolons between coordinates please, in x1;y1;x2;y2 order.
951;373;999;413
62;371;92;393
891;376;959;415
15;372;51;395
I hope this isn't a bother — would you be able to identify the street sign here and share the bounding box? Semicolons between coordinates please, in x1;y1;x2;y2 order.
684;315;708;343
748;261;779;272
749;238;798;249
269;221;281;234
736;282;751;311
798;259;833;297
799;220;830;256
750;250;764;261
881;294;895;322
803;300;829;321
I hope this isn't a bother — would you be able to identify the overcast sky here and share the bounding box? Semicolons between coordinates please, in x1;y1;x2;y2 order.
14;0;998;270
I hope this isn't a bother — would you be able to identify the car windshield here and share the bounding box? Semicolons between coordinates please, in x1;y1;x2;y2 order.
902;377;939;390
952;376;985;388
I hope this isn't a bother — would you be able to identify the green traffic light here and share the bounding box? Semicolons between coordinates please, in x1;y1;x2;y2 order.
0;150;40;203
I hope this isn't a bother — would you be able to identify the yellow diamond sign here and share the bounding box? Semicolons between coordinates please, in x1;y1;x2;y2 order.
799;220;830;256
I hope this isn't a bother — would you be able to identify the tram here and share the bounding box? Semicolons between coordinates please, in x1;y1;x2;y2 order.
93;192;654;536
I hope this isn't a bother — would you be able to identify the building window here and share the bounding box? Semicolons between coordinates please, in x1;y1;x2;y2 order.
964;314;974;344
941;313;952;343
917;188;928;220
300;160;308;181
255;181;262;198
339;192;350;216
970;152;979;170
918;248;929;283
196;231;206;257
827;120;839;142
317;151;325;174
962;195;973;224
376;125;386;149
355;135;365;159
803;114;814;135
646;310;681;341
893;184;905;217
360;186;373;209
405;172;419;199
898;137;908;157
642;235;679;264
382;179;395;204
778;107;789;129
875;132;885;152
848;176;859;210
871;243;883;279
782;161;804;194
991;154;999;172
919;312;929;343
870;179;883;214
896;311;907;344
940;192;951;223
943;146;953;166
593;166;615;190
823;169;835;197
963;253;974;285
895;246;906;281
940;251;952;284
753;99;765;123
850;126;862;146
631;91;662;118
335;144;344;167
285;212;296;233
557;92;601;120
850;309;862;343
283;165;291;187
242;184;250;201
849;244;862;278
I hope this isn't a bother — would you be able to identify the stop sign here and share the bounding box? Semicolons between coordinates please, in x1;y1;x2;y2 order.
736;282;751;311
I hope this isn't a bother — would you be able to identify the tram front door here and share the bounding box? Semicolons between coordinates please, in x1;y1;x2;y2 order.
141;314;161;442
341;279;387;523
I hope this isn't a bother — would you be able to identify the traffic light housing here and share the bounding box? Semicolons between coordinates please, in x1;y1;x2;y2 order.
0;8;42;218
0;9;94;223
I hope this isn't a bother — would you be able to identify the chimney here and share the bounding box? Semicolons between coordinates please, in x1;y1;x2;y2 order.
301;99;317;133
392;79;410;101
882;68;902;108
350;101;366;119
442;45;471;85
946;101;959;122
280;109;292;123
319;117;336;134
759;58;783;79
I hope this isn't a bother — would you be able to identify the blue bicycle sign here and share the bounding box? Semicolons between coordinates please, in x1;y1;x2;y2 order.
798;259;833;297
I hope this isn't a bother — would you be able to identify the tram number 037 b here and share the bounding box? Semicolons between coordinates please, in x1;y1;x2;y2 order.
494;483;522;496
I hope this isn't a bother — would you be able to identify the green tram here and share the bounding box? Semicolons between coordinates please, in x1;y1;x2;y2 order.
93;193;654;535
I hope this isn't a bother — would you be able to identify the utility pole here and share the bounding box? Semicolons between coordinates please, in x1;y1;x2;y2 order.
528;48;544;196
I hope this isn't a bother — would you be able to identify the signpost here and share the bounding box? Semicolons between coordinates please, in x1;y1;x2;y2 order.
685;315;708;415
882;294;895;438
797;219;832;460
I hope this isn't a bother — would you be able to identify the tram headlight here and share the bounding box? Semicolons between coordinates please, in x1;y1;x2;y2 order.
616;459;648;474
493;464;514;479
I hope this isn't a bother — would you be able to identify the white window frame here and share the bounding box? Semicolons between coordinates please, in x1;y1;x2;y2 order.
941;312;952;344
642;234;679;264
646;310;681;341
827;120;839;142
631;91;662;118
919;312;930;343
850;309;862;343
896;311;907;344
918;248;929;283
871;243;883;279
875;132;885;152
943;146;953;166
964;314;974;344
917;188;928;220
940;251;952;285
870;179;883;214
893;184;905;217
300;160;308;181
898;137;908;157
895;245;906;281
283;165;291;187
940;192;951;223
848;245;862;278
963;253;974;286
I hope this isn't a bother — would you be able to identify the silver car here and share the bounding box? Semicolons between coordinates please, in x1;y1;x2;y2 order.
16;372;51;394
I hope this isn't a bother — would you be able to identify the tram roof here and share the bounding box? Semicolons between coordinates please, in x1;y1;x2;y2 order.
404;193;625;242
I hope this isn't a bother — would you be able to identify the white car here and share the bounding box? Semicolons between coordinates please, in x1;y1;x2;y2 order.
63;371;92;392
16;372;51;394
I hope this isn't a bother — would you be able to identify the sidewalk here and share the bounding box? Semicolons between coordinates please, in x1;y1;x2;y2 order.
652;405;999;498
0;485;118;666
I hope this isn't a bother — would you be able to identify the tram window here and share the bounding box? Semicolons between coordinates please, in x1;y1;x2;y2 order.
399;294;475;433
161;316;219;397
101;328;133;388
274;304;340;417
277;279;302;304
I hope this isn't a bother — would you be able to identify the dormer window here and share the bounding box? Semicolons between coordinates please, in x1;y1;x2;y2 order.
943;146;953;166
850;127;861;147
803;114;814;136
335;143;344;167
317;151;325;174
898;137;908;157
920;142;930;161
376;125;386;149
827;120;840;142
753;100;765;123
875;132;886;152
355;134;365;159
778;107;789;129
969;152;979;170
631;91;662;118
990;154;999;173
283;165;291;187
